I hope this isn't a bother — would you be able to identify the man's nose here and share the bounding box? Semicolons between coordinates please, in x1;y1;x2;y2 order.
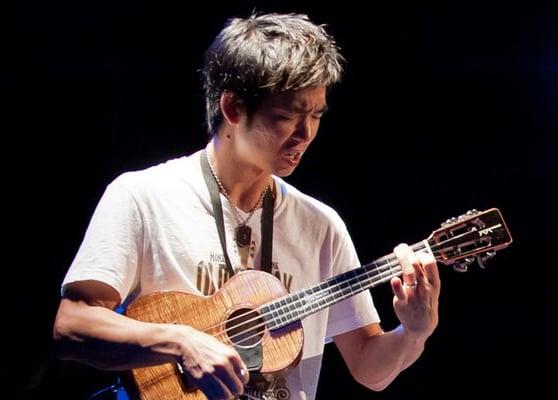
294;117;315;142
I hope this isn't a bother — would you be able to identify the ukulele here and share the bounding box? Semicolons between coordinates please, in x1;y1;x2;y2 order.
124;208;512;400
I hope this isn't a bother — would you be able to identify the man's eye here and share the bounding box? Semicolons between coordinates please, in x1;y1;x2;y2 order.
277;115;294;121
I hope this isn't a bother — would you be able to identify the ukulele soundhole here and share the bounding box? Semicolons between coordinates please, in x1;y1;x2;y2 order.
225;308;265;347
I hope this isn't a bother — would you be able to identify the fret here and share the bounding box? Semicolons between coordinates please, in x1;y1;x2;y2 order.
284;299;296;321
261;304;277;330
354;270;365;291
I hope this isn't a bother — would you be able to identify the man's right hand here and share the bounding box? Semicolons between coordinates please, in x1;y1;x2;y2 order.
169;324;250;400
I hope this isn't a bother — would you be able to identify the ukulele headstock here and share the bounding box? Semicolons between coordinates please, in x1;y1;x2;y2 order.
428;208;512;272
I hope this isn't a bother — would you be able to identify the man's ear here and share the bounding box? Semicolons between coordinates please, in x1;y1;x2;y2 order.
220;92;245;125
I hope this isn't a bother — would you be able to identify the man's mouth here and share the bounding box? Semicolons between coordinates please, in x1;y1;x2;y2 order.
284;151;302;161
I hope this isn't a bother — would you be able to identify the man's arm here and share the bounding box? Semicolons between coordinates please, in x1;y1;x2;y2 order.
333;245;440;391
333;322;428;391
53;280;249;399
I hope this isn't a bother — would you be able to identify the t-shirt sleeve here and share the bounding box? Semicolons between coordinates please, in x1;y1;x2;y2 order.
325;221;381;342
61;178;144;303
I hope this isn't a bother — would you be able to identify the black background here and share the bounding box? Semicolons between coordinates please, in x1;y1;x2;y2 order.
7;0;558;399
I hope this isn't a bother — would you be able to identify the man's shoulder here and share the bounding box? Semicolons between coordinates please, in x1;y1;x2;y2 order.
109;150;203;195
276;178;346;228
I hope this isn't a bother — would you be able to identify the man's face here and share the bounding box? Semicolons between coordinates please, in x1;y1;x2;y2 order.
236;85;328;177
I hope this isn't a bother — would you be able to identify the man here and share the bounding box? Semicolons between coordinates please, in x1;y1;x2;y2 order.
53;13;440;400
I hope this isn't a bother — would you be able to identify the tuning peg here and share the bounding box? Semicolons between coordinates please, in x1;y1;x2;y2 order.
453;257;475;272
441;217;458;227
453;263;468;272
458;209;479;220
476;251;496;269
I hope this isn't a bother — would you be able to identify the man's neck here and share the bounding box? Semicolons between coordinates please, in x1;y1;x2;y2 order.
208;138;273;213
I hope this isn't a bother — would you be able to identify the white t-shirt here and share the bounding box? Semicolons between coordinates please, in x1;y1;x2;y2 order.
62;149;380;400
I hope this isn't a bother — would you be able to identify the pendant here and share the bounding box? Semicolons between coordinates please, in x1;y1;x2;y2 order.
235;224;252;247
236;224;252;269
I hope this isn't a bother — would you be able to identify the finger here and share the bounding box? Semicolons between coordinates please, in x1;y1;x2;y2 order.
215;364;245;397
228;351;249;385
390;276;407;302
412;254;426;283
224;350;248;392
418;252;440;291
394;243;417;285
234;362;250;385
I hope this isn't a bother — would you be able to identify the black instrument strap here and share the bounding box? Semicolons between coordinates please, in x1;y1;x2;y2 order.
260;186;274;273
200;149;274;275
